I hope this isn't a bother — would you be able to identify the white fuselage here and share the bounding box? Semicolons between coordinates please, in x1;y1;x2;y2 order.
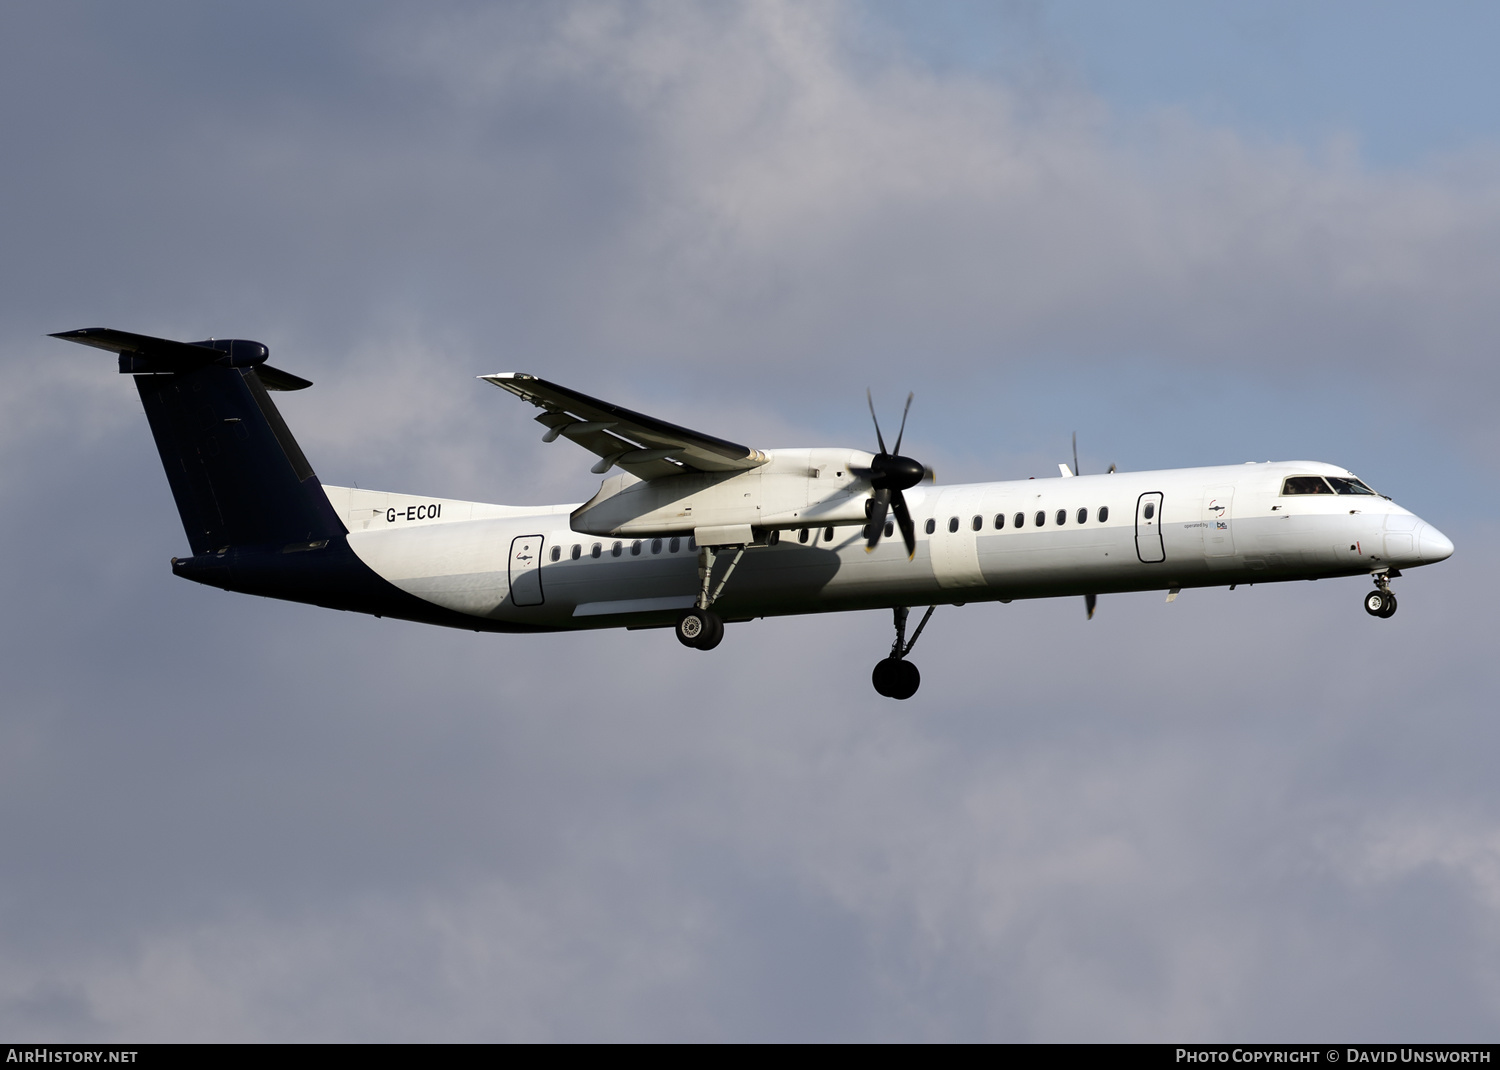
323;458;1452;632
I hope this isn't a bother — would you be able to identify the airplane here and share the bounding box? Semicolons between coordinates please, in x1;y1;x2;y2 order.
53;328;1455;700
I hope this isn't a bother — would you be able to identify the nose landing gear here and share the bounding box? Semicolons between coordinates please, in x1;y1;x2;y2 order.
1364;571;1399;618
873;605;935;699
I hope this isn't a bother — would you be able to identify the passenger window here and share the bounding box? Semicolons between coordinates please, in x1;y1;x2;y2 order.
824;527;834;542
1282;476;1334;495
1056;509;1066;526
769;530;781;545
994;513;1005;530
651;538;662;554
550;545;561;562
1143;503;1155;520
885;520;894;538
948;517;959;533
571;544;581;560
670;537;680;553
798;528;809;543
1326;476;1376;496
611;541;622;557
1035;511;1046;527
1014;512;1024;529
972;515;983;531
630;540;642;556
688;536;697;550
1098;506;1109;523
925;518;936;535
1077;507;1088;524
591;543;602;559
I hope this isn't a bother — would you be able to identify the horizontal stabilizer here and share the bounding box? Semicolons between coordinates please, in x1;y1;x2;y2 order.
51;328;312;390
255;365;314;391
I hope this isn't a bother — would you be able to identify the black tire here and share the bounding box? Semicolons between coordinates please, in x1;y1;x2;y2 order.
872;657;902;696
697;611;725;650
1378;591;1397;618
676;609;709;648
890;660;921;700
1364;590;1387;617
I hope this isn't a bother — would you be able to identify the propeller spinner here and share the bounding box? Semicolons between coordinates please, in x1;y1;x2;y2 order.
861;390;928;559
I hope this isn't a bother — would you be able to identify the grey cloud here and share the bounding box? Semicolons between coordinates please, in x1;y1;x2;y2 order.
3;0;1498;1042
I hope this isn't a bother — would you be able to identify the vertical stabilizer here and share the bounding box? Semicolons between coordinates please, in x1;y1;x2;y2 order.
134;364;344;554
53;328;343;554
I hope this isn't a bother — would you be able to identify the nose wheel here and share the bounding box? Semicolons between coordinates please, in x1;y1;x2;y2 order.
1364;573;1398;618
1363;590;1397;618
873;605;935;699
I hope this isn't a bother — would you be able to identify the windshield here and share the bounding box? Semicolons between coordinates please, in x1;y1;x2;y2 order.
1325;476;1376;495
1281;476;1334;495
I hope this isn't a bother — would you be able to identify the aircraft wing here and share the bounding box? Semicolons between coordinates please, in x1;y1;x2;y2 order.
481;373;766;480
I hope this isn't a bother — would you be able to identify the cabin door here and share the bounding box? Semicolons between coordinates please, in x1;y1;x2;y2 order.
1135;492;1165;563
1203;485;1236;557
509;535;545;606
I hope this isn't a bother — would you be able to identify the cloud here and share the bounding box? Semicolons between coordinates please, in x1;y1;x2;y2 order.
2;0;1498;1041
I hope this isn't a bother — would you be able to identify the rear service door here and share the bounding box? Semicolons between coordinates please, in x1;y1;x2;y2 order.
509;535;545;606
1136;492;1165;563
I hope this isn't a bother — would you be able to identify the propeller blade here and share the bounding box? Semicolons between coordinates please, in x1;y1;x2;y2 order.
866;389;888;456
1072;432;1080;477
865;488;891;552
891;392;914;456
1085;593;1097;619
891;491;917;559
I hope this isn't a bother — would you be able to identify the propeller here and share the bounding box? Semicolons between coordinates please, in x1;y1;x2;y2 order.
1074;432;1099;619
860;390;927;559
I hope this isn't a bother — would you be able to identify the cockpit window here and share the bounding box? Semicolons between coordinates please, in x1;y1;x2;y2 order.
1325;476;1376;496
1282;476;1334;495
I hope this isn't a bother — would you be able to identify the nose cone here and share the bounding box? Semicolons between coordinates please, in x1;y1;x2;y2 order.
1418;523;1455;564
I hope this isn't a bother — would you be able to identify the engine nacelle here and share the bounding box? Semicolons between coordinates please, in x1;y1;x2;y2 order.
571;448;875;538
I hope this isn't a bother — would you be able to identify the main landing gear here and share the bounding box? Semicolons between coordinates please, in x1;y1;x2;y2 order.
676;543;746;651
676;607;724;650
873;605;935;700
1364;570;1399;619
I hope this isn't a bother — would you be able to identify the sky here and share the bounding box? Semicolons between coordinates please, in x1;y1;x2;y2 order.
2;0;1498;1041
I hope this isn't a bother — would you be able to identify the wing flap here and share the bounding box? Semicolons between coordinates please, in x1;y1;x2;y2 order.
482;373;765;479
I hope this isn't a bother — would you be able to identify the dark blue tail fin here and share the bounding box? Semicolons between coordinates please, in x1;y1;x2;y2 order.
53;328;344;555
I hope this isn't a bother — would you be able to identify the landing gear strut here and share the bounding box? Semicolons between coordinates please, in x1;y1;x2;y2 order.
873;605;935;700
1364;571;1398;619
676;543;746;650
